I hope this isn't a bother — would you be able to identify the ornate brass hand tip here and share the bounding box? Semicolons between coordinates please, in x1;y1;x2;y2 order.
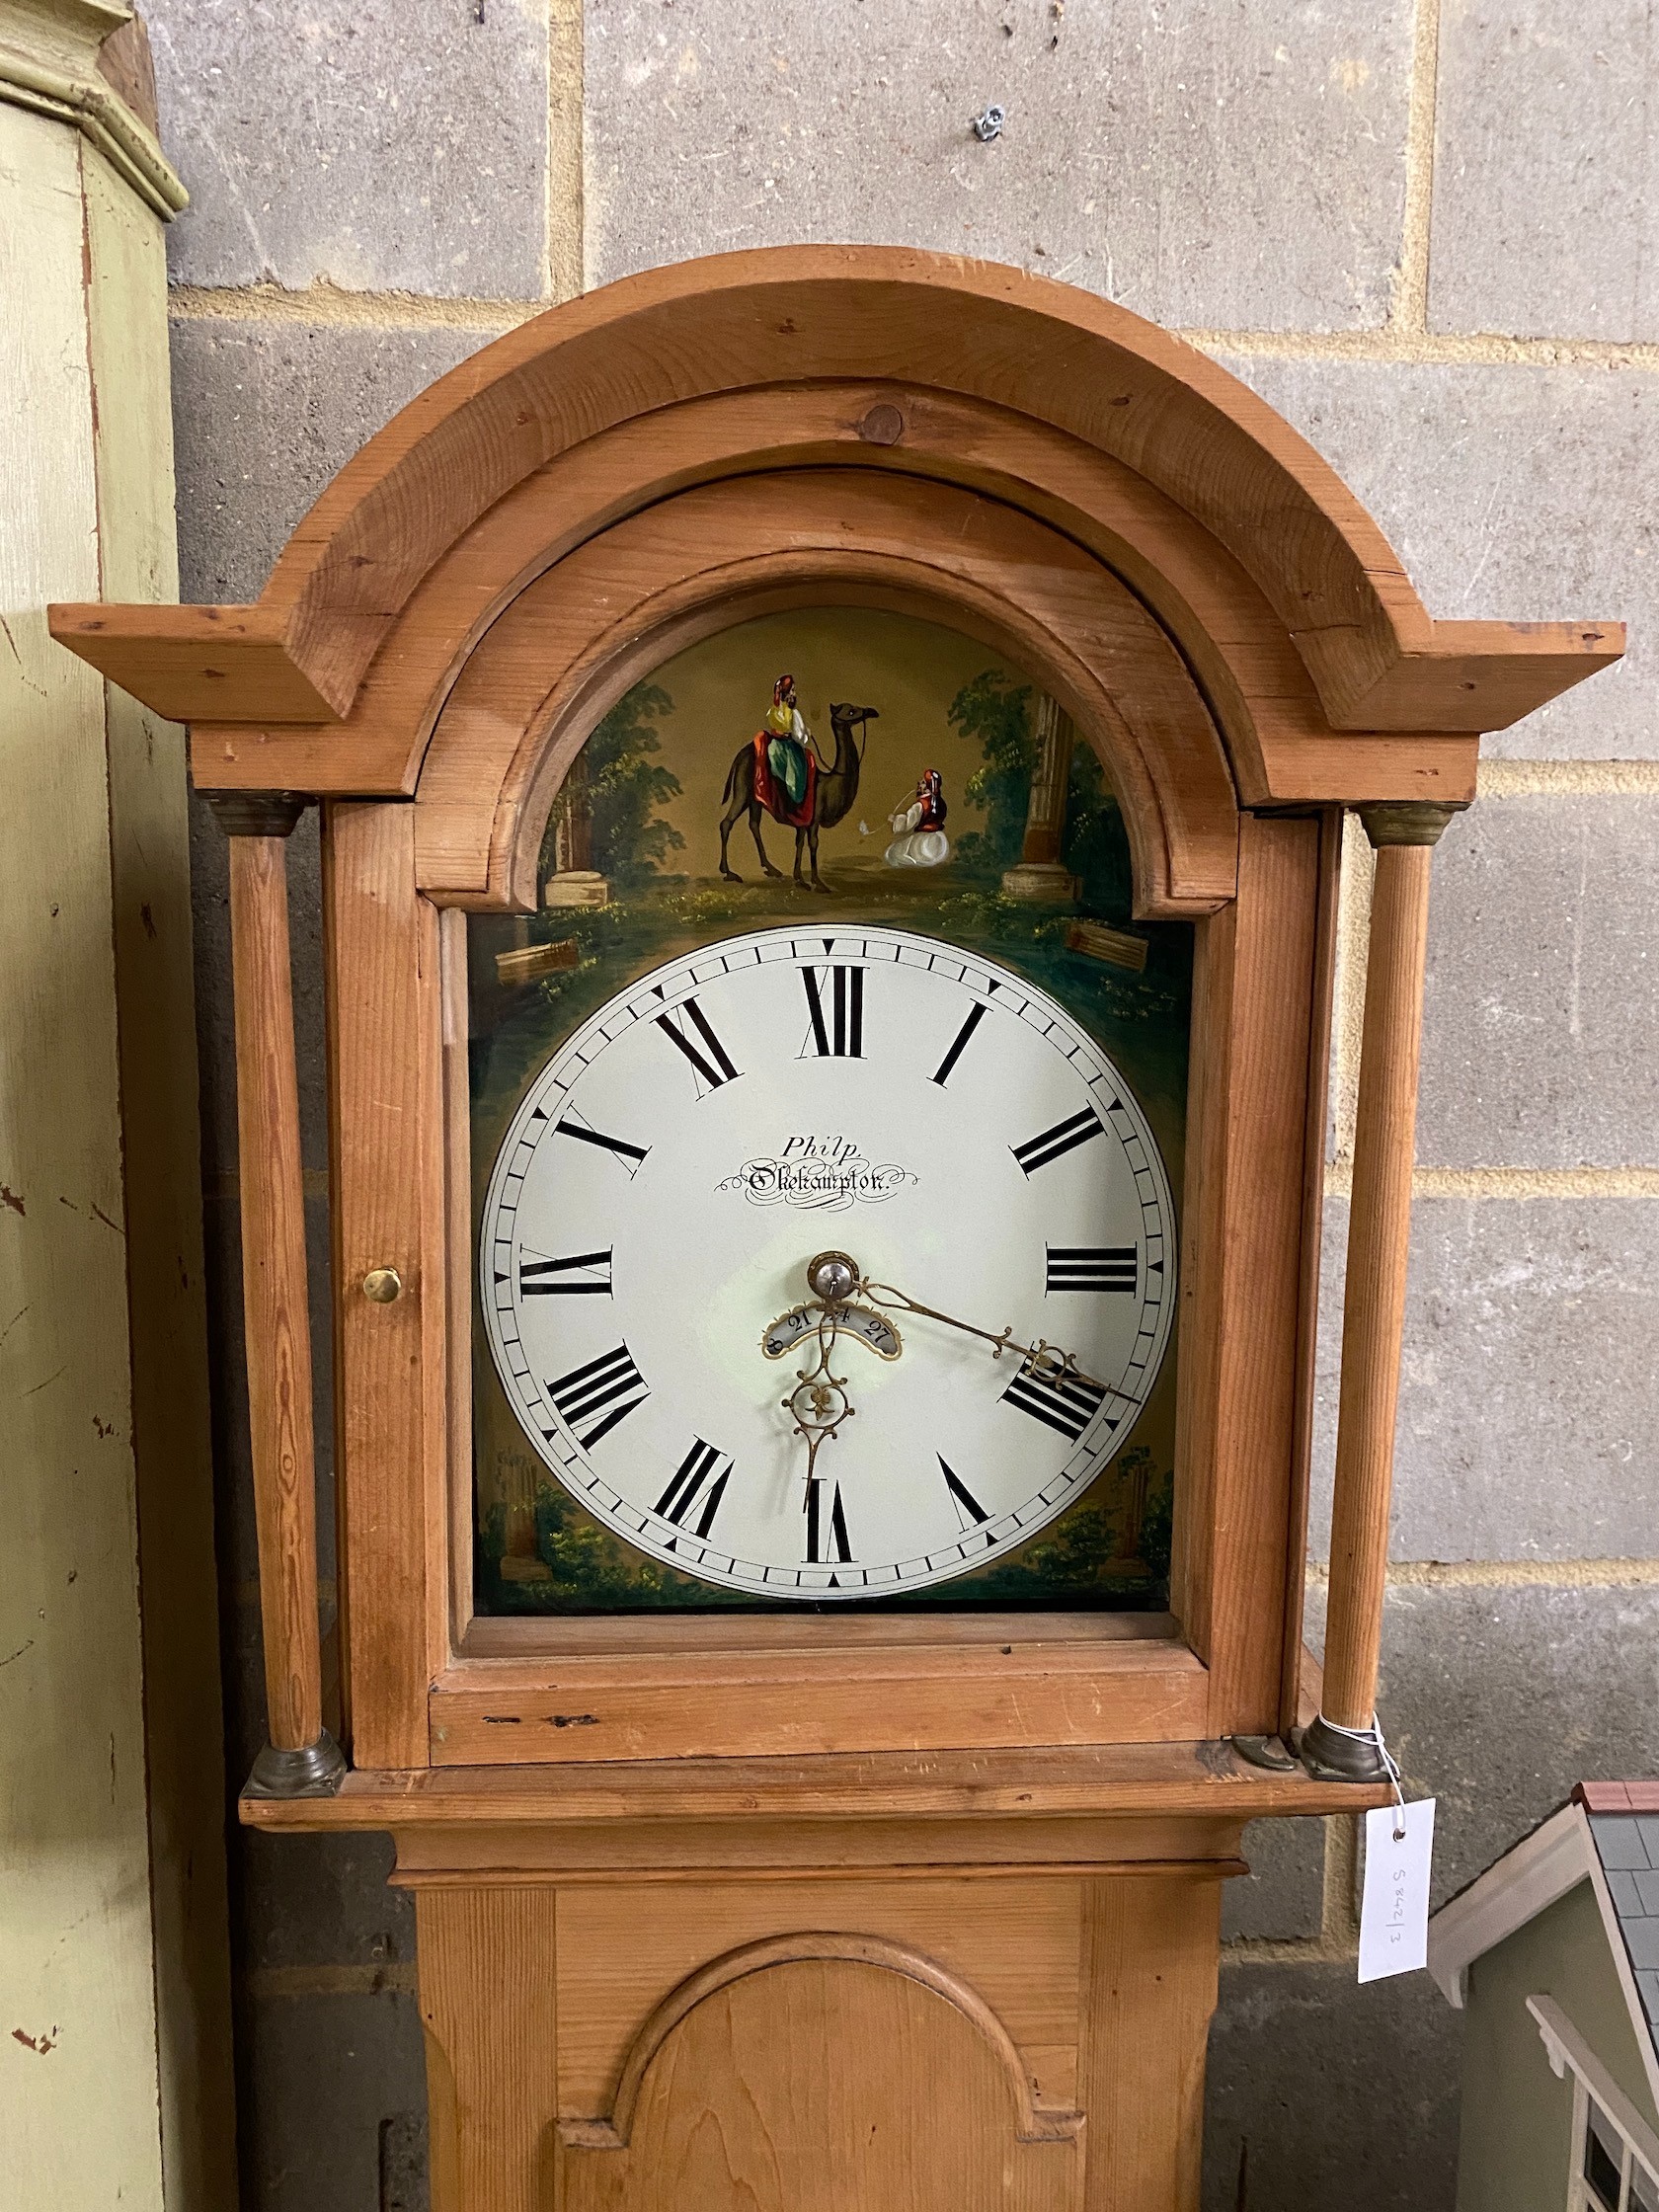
858;1277;1103;1392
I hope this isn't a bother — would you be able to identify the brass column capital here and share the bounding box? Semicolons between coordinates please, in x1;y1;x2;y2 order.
202;790;309;839
1357;801;1465;850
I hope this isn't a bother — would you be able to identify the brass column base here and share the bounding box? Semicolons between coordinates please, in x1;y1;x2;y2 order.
245;1731;348;1799
1297;1715;1390;1783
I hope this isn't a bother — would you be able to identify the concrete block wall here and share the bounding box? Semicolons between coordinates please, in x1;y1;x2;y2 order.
138;3;1659;2204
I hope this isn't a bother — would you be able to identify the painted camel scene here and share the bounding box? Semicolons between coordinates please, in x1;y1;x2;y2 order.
532;607;1147;914
479;606;1195;1058
715;680;954;889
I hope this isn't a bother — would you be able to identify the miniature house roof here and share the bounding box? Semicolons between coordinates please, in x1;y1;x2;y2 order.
1430;1783;1659;2111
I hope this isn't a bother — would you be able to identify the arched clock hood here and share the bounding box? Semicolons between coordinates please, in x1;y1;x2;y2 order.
52;243;1616;849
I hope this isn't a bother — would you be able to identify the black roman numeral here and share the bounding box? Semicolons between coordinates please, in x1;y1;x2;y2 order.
930;1000;988;1086
1046;1246;1137;1295
547;1343;649;1450
801;965;864;1058
1001;1361;1107;1443
517;1248;612;1297
654;1439;731;1539
805;1476;852;1564
553;1114;649;1174
1011;1106;1105;1176
656;996;741;1093
939;1456;990;1533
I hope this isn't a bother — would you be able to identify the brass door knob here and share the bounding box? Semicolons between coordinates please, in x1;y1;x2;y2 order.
362;1267;403;1304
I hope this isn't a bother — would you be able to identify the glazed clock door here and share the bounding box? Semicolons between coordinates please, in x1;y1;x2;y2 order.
466;606;1192;1619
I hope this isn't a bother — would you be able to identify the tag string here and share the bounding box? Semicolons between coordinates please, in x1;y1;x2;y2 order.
1316;1712;1407;1839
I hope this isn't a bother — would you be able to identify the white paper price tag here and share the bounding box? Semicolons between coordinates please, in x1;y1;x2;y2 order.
1359;1797;1436;1984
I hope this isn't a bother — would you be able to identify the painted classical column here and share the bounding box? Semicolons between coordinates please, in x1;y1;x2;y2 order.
1001;693;1082;903
2;7;235;2205
1302;802;1460;1782
545;749;610;908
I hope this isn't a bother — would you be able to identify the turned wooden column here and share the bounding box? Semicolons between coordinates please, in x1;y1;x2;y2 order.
1303;801;1460;1782
209;792;344;1795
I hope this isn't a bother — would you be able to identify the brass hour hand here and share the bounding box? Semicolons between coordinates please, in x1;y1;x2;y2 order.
776;1301;855;1490
857;1276;1103;1391
765;1252;901;1494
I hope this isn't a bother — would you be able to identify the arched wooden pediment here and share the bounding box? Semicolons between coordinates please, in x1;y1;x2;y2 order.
222;376;1338;810
53;245;1620;821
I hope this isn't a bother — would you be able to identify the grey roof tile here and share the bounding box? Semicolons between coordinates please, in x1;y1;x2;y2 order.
1593;1816;1652;1870
1590;1811;1659;2069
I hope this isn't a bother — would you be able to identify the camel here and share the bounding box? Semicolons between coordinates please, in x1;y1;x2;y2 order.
718;701;879;893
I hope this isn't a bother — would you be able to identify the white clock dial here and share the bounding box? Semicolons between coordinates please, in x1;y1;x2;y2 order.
479;925;1178;1599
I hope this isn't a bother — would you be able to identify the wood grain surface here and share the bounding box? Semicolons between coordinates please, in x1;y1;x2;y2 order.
172;379;1458;805
419;1883;560;2212
384;1819;1249;1881
229;833;324;1752
557;1953;1082;2212
1170;816;1321;1736
428;1636;1210;1768
407;1848;1243;2211
1079;1875;1221;2212
322;803;447;1766
1322;840;1436;1727
555;1885;1082;2122
240;1730;1387;1835
52;247;1621;742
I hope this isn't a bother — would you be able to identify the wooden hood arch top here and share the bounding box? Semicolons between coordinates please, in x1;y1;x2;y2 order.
52;244;1620;824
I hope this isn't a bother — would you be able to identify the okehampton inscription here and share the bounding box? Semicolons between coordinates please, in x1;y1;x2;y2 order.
719;1134;918;1213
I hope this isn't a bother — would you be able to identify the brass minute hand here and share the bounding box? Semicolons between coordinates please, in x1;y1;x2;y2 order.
857;1277;1103;1391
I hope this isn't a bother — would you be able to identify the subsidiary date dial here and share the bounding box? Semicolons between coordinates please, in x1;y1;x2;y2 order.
479;925;1178;1598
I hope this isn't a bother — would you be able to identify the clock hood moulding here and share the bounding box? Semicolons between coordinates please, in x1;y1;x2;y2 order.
50;244;1620;823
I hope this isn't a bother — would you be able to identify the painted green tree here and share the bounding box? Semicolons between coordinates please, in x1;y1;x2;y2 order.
541;681;684;892
947;670;1036;874
1063;742;1135;921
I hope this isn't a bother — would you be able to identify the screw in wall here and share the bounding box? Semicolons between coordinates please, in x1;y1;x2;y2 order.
970;105;1006;142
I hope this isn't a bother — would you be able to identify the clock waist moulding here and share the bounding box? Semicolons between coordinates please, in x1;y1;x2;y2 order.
53;247;1621;2211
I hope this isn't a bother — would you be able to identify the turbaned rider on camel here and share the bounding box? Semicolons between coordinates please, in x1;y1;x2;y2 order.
756;673;831;822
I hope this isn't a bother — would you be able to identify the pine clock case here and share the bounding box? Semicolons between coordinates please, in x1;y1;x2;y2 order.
49;249;1623;2212
52;246;1618;1792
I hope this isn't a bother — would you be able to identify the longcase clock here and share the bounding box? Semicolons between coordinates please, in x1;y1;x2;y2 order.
52;247;1621;2211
